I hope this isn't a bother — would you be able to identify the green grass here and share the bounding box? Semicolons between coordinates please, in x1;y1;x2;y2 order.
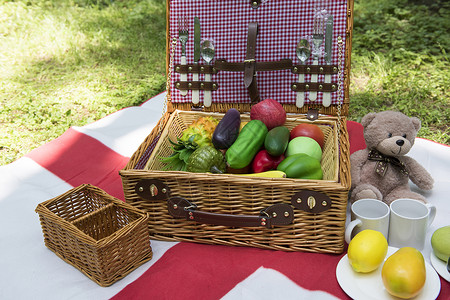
349;0;449;143
0;0;166;164
1;0;449;165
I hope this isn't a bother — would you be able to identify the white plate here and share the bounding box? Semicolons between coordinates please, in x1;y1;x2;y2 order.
336;247;441;300
430;251;450;282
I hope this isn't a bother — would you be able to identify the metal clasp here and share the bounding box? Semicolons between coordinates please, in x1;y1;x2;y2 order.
183;204;197;211
307;196;316;210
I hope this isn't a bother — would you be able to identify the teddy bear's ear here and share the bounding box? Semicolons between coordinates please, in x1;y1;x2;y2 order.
411;117;421;132
361;112;377;128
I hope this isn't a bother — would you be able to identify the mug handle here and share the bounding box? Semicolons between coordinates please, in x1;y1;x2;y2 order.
345;219;362;244
426;203;436;227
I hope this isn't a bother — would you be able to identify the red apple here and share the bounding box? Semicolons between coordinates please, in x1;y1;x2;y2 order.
290;123;325;149
250;98;286;130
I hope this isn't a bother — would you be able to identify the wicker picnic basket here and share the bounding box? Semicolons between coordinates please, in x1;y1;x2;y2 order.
35;184;153;286
120;0;354;254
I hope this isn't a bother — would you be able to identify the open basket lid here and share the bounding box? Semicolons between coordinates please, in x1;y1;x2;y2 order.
165;0;354;116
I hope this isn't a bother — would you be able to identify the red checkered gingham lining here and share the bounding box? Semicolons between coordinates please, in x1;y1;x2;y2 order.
169;0;348;105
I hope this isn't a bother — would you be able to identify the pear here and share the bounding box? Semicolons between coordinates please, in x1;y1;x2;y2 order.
381;247;426;299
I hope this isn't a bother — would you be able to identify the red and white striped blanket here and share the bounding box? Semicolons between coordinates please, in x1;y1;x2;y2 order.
0;93;448;299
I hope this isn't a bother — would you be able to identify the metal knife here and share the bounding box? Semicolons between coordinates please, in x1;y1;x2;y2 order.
323;15;333;107
192;17;201;105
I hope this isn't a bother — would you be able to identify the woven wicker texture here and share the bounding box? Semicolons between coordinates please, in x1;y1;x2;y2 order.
35;184;152;287
120;111;351;254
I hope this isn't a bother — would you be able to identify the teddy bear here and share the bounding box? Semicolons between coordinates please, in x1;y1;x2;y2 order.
350;111;434;205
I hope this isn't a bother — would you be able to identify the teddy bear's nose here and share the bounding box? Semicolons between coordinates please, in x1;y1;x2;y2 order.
396;139;405;146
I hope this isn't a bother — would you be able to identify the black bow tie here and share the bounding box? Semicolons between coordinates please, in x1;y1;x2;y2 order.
367;150;409;176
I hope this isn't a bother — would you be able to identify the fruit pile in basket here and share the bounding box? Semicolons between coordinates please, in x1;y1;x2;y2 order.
348;230;427;299
161;98;324;179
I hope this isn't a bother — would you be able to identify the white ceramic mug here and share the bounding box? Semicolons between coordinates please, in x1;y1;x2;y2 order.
345;199;390;243
388;198;436;250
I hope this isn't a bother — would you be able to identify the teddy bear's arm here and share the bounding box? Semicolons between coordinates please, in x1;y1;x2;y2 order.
350;149;369;188
401;156;434;190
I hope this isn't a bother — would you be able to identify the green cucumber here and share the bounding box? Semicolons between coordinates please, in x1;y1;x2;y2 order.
264;126;290;156
225;120;268;169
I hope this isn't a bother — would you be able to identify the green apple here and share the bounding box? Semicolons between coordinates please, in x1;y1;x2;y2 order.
285;136;322;161
431;225;450;262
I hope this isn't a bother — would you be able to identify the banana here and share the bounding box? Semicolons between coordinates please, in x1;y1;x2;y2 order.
236;170;286;178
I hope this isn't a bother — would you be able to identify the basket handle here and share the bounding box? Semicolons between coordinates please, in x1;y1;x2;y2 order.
167;197;294;228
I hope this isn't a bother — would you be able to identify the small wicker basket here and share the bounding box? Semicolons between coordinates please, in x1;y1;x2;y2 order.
35;184;152;287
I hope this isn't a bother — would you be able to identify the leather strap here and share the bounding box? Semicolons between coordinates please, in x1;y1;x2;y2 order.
175;81;219;91
175;64;218;74
292;64;338;75
214;59;292;72
167;197;294;228
290;82;338;92
244;22;259;103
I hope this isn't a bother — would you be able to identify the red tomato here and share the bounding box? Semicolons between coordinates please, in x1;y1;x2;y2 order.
290;124;325;149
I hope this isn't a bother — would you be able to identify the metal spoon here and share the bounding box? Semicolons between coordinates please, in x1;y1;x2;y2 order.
295;39;311;108
201;40;215;107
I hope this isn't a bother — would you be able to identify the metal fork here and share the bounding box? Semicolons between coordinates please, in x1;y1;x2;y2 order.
178;16;188;96
309;14;325;101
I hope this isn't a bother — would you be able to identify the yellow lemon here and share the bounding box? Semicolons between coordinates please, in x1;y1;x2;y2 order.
347;229;388;273
381;247;426;299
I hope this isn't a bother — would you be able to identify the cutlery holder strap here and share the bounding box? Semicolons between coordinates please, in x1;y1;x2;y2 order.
244;22;259;103
167;197;294;228
175;64;218;74
292;65;339;75
291;82;338;93
214;59;293;72
175;81;219;91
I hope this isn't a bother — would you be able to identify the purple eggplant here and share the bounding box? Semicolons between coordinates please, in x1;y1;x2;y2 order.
212;108;241;149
